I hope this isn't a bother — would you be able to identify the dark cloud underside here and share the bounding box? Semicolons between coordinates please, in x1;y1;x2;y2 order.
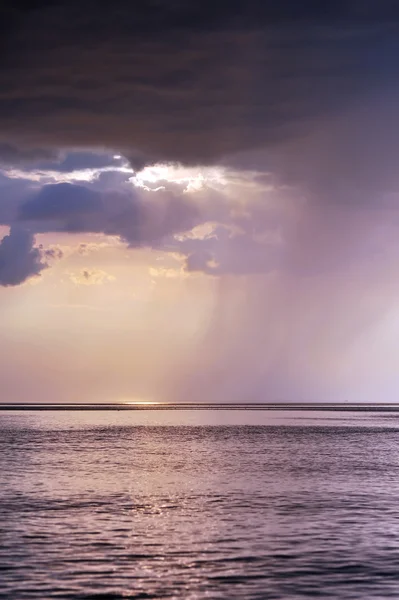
1;0;399;167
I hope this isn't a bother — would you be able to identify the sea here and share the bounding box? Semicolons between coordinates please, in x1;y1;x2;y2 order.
2;409;399;599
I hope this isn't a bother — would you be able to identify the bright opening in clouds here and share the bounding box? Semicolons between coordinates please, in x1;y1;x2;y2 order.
131;164;226;193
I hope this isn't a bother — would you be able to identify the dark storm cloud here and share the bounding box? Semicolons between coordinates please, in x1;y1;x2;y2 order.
0;227;47;286
17;182;201;246
1;0;399;283
1;0;399;167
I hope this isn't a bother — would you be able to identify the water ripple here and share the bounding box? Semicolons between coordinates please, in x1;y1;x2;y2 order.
2;417;399;598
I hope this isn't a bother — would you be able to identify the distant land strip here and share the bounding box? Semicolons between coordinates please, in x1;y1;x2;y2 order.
1;403;399;411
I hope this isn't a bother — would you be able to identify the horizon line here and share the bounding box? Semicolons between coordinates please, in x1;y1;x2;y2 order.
2;402;399;412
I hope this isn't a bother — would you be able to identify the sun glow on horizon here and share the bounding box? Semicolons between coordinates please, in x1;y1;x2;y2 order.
119;399;162;405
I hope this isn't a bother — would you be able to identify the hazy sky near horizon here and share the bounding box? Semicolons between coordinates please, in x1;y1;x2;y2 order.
1;0;399;403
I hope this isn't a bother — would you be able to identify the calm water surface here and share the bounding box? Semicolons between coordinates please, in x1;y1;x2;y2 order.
2;410;399;599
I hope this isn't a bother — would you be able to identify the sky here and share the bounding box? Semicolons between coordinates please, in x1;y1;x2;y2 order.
1;0;399;403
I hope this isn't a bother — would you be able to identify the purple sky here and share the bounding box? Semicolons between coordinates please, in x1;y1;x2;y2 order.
1;1;399;403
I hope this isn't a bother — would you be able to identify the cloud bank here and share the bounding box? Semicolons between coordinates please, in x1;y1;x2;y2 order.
1;0;399;167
